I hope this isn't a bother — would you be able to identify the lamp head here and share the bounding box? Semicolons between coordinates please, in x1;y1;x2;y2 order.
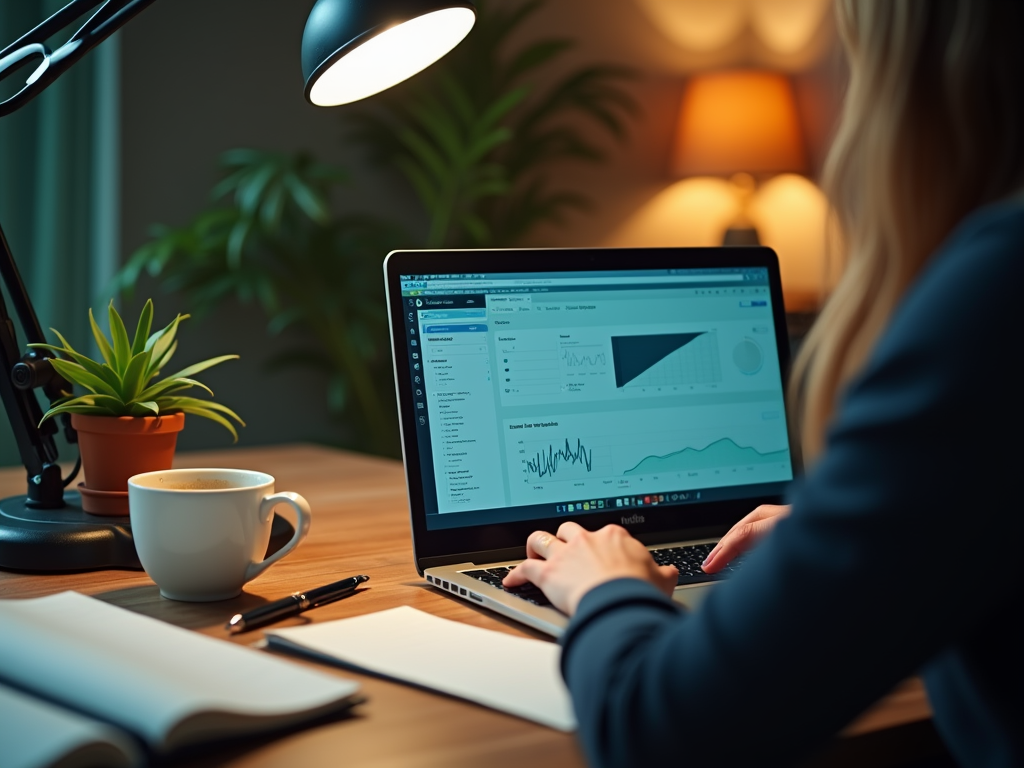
672;70;806;179
301;0;476;107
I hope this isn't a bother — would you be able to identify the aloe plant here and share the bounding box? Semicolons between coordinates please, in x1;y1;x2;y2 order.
28;299;245;440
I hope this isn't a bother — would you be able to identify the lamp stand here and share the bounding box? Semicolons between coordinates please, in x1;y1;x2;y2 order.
721;172;760;246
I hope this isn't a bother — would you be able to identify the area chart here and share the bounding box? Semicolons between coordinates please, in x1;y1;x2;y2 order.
624;437;790;475
612;333;721;388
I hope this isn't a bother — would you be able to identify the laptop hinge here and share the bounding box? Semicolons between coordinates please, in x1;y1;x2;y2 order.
417;525;730;574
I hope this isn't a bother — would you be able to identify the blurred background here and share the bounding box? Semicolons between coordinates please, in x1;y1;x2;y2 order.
0;0;846;466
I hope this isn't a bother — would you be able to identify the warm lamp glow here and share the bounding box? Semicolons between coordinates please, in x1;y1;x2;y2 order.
308;7;476;107
672;70;806;177
605;175;831;311
633;0;831;58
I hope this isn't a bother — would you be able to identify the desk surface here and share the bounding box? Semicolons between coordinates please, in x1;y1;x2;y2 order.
0;444;932;767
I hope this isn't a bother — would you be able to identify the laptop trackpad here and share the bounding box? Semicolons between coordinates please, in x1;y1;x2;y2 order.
673;584;713;610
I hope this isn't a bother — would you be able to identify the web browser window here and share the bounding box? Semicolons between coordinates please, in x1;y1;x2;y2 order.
397;268;794;530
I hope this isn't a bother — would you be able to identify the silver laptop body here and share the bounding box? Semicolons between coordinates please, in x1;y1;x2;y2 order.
384;247;797;636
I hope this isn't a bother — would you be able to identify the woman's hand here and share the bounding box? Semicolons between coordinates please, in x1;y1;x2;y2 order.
701;504;791;573
502;522;678;616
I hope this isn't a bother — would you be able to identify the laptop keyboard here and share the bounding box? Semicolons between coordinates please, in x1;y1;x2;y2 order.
458;543;742;608
463;567;553;606
650;542;743;584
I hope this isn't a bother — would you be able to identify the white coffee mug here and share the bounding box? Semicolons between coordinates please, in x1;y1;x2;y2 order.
128;468;311;602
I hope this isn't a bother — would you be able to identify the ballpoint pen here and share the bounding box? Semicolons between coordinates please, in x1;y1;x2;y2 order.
226;574;370;633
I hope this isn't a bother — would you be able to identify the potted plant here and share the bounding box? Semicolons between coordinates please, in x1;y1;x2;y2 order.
29;299;244;516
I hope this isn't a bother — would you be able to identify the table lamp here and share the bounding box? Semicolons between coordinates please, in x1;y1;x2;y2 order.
0;0;476;571
671;69;806;245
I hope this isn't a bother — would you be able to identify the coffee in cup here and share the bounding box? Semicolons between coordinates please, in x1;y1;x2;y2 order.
128;468;311;602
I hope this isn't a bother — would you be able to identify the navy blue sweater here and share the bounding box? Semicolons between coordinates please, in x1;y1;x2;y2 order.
560;202;1024;767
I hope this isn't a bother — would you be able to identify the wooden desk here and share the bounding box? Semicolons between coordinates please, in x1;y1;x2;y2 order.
0;444;933;767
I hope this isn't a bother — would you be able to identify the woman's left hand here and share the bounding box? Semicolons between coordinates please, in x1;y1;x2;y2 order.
502;522;679;616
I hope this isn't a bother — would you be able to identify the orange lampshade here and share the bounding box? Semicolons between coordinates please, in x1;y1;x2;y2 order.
672;70;806;178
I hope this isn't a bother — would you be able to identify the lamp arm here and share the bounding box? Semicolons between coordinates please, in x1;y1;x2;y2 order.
0;0;158;118
0;1;159;504
0;223;66;507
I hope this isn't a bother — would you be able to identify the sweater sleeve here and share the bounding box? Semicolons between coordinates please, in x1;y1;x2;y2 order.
559;203;1024;768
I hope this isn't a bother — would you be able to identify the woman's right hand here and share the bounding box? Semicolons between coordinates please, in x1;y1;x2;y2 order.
702;504;791;573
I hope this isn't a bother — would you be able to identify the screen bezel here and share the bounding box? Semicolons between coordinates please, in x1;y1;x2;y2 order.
384;246;796;571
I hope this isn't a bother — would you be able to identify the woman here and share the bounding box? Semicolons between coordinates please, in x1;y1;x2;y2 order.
503;1;1024;765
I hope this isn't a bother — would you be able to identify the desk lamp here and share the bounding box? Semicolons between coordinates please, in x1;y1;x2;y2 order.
0;0;476;571
672;69;806;245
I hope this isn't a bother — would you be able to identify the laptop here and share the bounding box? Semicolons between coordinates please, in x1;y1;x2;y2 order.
384;247;798;636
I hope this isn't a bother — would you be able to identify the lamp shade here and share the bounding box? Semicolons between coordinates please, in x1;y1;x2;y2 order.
672;70;806;178
301;0;476;107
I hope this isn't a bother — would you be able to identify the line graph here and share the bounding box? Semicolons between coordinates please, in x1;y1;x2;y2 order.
525;438;595;479
561;348;607;369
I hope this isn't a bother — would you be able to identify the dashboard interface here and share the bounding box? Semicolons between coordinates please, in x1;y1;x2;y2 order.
396;267;794;531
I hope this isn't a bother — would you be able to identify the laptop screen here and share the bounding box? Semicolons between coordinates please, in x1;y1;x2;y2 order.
394;264;795;532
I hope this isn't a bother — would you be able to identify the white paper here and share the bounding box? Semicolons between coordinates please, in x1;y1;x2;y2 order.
267;605;577;731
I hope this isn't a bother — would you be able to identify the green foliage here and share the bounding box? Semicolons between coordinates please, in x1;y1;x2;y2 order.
29;299;244;440
348;0;640;248
116;150;403;457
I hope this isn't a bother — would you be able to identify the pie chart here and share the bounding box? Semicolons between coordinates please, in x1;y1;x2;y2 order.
733;338;763;375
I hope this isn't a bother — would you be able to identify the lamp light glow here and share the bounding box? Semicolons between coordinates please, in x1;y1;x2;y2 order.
304;5;476;107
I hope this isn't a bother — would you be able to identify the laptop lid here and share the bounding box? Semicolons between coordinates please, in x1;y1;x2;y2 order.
384;247;798;573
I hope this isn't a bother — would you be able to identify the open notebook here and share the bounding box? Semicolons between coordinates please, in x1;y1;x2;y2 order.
0;592;362;768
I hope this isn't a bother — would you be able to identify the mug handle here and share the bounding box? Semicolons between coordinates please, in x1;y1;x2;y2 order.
244;492;312;582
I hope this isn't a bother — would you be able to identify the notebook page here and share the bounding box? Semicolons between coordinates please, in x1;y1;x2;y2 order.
0;682;141;768
266;605;576;731
0;592;360;752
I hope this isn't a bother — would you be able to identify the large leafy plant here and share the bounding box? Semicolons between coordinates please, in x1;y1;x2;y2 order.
116;151;402;456
29;299;244;440
348;0;640;248
117;0;639;457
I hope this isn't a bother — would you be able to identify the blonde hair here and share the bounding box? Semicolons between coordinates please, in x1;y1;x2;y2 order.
792;0;1024;461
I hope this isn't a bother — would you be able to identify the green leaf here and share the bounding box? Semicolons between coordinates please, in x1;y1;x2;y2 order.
146;340;177;383
158;397;245;442
48;358;122;398
179;406;239;441
107;301;132;375
137;376;214;402
284;174;330;224
121;350;153;402
129;401;160;417
226;218;252;268
88;308;115;367
163;354;239;381
28;340;123;393
237;161;278;216
158;397;244;423
38;402;119;424
131;299;154;356
145;314;186;379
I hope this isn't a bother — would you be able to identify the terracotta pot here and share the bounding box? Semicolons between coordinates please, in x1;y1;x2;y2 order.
71;413;186;516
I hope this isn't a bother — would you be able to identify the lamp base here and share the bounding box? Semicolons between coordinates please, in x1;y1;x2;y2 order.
0;492;296;573
722;226;760;246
